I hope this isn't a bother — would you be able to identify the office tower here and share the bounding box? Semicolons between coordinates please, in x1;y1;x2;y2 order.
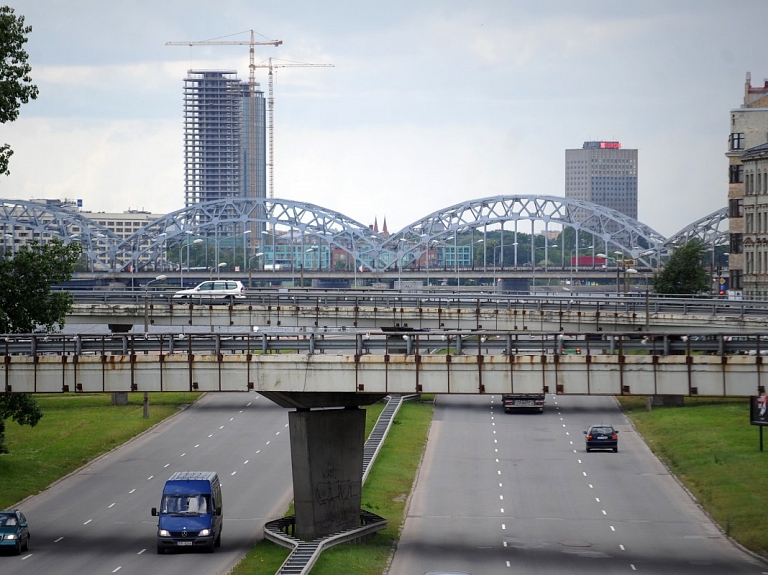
728;72;768;300
565;141;638;220
182;70;266;207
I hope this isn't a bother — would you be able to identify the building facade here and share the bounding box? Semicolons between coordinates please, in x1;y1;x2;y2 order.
726;73;768;299
183;70;267;207
565;141;638;220
741;143;768;300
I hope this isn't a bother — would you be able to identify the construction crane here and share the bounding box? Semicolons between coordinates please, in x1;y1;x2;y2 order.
166;31;282;204
254;57;334;200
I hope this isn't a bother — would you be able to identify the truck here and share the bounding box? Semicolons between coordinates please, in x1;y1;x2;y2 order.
502;393;546;413
151;471;223;554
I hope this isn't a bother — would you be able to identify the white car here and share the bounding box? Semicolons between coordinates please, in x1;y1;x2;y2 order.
173;280;246;303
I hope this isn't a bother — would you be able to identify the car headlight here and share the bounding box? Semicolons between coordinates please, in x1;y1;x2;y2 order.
158;529;171;537
198;529;211;537
5;534;17;540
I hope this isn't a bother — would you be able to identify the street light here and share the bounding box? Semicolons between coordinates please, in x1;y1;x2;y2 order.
248;252;263;289
180;236;203;289
143;274;167;333
217;261;227;279
242;229;252;271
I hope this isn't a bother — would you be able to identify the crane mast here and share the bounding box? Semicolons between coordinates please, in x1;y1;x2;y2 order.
255;58;334;200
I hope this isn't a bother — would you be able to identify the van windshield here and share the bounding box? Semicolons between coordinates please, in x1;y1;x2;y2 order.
160;494;209;515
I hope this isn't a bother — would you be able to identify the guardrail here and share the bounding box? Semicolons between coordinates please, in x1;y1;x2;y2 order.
2;331;767;358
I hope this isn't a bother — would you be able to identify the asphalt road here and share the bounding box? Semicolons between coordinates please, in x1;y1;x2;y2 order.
1;393;293;575
388;394;768;575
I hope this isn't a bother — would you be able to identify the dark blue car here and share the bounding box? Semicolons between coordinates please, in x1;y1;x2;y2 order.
0;510;30;555
584;424;619;452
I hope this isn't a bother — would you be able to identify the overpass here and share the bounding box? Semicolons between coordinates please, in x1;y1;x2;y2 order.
64;291;768;334
2;328;765;540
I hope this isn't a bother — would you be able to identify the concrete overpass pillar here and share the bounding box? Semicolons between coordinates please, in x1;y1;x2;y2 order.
288;407;365;540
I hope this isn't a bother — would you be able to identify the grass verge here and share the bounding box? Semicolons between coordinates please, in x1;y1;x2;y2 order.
0;392;200;509
231;396;434;575
619;396;768;557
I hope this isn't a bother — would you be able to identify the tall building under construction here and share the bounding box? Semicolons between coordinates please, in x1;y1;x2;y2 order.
182;70;267;207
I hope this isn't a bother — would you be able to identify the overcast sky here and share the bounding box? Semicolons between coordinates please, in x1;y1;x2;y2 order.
3;0;768;237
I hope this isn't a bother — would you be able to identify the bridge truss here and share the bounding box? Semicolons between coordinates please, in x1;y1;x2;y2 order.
0;196;721;273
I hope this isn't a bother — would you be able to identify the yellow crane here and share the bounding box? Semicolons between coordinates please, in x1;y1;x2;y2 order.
254;57;334;200
166;30;282;202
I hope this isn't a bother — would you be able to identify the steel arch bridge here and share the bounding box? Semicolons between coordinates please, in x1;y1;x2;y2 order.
385;195;667;270
0;196;704;273
664;207;729;249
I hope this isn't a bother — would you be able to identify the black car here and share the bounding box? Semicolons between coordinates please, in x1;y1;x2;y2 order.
0;510;30;555
584;424;619;452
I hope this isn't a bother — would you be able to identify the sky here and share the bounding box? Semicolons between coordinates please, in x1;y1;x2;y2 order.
3;0;768;238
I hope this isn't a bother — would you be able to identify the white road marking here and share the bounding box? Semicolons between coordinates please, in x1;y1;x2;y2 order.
54;537;64;543
630;565;636;570
230;417;234;421
577;459;582;464
219;426;224;429
501;508;504;513
112;566;122;573
256;450;261;454
231;471;237;476
208;434;213;438
194;444;200;448
500;495;504;500
276;431;280;435
84;519;92;525
610;526;615;531
602;510;607;515
620;544;625;550
266;441;271;445
147;476;154;481
129;489;135;494
22;554;32;560
595;498;600;503
589;484;593;489
180;453;186;457
164;464;169;468
138;549;146;554
244;460;249;465
108;503;115;508
583;472;587;477
247;402;252;406
498;470;501;475
506;560;510;567
502;524;506;529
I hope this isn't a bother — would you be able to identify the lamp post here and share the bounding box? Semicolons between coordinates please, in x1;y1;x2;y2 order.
3;233;13;257
242;229;252;271
144;274;167;333
248;252;263;289
180;236;203;289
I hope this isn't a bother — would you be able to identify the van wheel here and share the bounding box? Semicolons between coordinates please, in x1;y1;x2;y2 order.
215;532;221;548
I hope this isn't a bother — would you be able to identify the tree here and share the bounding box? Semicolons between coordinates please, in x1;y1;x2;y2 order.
0;239;81;453
652;239;710;295
0;6;38;176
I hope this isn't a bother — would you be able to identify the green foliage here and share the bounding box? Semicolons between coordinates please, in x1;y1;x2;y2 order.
0;239;81;333
0;238;80;454
0;6;39;176
0;394;41;454
652;239;710;295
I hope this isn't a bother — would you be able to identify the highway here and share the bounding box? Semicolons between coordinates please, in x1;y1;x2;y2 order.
1;393;292;575
388;395;768;575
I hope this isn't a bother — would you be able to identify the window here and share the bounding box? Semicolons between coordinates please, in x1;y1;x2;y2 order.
730;164;744;184
730;233;743;254
730;132;745;150
729;198;743;218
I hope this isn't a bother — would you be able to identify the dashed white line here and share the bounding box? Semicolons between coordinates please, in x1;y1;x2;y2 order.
21;554;32;560
164;463;169;468
219;426;224;430
620;544;625;550
630;565;636;571
208;434;213;438
276;431;280;436
266;441;271;445
500;495;504;500
112;566;122;573
595;497;600;503
84;519;92;525
502;523;506;530
244;459;249;465
602;510;607;515
577;459;582;464
147;475;154;481
129;489;136;494
138;549;146;555
54;537;64;543
610;526;615;531
500;508;504;513
230;417;234;421
231;471;237;476
194;444;200;448
255;449;261;454
108;503;116;508
180;453;186;457
583;472;587;477
589;484;593;489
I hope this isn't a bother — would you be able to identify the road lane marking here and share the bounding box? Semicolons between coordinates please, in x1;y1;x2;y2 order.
276;431;280;435
219;426;224;429
610;526;615;531
256;450;261;454
194;444;200;448
244;460;249;465
500;495;504;500
266;441;271;445
138;549;146;554
180;453;186;457
164;463;169;468
129;489;135;494
147;476;154;480
54;537;64;543
502;524;506;529
108;503;115;508
583;472;587;477
602;510;607;515
577;459;582;464
112;567;122;573
630;565;636;570
22;554;32;560
620;544;625;550
84;519;92;525
231;471;237;476
208;434;213;438
230;417;234;421
595;498;600;503
501;508;504;513
589;484;593;488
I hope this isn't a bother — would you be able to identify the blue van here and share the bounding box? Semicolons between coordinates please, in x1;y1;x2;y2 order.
151;471;223;554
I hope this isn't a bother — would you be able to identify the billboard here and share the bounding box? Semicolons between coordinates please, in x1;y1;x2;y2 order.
750;395;768;426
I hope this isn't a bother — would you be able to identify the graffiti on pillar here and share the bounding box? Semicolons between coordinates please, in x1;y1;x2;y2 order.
315;478;360;506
